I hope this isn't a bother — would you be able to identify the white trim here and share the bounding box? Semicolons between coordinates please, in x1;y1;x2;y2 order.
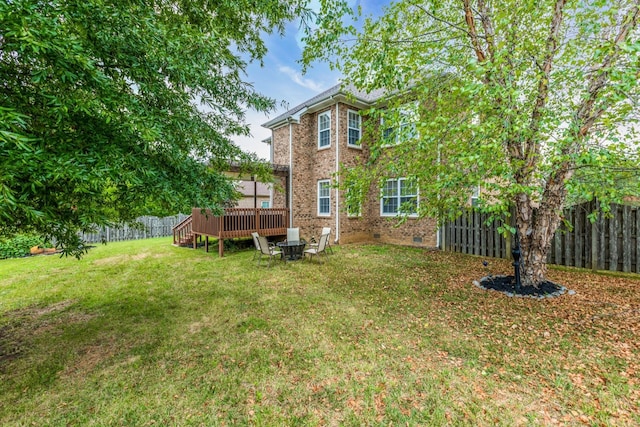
318;111;331;149
380;178;419;217
289;122;293;226
380;102;418;147
335;103;340;243
269;131;274;208
347;109;362;147
471;185;481;207
317;179;331;216
346;187;362;217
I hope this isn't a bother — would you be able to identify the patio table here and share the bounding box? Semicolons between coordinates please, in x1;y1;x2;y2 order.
276;239;306;261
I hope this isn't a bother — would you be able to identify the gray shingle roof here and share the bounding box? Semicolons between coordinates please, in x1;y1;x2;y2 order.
261;82;386;129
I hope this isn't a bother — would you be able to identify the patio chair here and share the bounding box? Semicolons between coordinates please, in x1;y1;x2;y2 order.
304;232;330;263
310;227;334;255
251;231;261;260
256;234;282;267
286;227;300;242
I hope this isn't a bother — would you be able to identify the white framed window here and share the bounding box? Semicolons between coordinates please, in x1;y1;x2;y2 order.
261;201;270;208
381;102;418;146
318;180;331;216
381;178;418;216
347;110;361;147
318;111;331;149
471;185;480;207
346;187;362;217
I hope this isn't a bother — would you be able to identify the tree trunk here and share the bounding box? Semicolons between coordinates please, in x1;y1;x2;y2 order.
514;179;567;288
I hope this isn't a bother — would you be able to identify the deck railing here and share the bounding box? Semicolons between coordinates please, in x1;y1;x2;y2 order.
172;215;193;245
191;207;289;238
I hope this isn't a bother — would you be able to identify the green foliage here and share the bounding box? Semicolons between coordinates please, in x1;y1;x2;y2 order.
0;0;309;257
0;238;638;424
304;0;640;219
0;234;45;259
304;1;640;284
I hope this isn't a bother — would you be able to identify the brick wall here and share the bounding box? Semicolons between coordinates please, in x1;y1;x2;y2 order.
269;100;439;248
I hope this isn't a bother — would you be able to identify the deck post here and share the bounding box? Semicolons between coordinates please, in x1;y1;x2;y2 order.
218;237;224;257
192;233;197;249
205;235;209;253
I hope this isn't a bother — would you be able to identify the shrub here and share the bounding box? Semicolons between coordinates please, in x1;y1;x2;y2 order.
0;234;46;259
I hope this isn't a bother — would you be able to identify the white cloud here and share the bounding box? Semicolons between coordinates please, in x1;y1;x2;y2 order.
278;65;327;92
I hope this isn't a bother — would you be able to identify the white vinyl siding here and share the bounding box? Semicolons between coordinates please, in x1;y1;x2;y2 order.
318;111;331;148
318;180;331;216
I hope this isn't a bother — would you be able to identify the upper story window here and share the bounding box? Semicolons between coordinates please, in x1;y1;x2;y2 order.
347;110;361;147
381;102;418;146
318;111;331;149
318;179;331;216
381;178;418;217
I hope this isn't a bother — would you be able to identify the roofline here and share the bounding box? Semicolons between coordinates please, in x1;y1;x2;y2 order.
261;87;376;130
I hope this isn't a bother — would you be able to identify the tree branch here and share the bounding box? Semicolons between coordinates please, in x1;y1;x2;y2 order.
462;0;486;62
574;2;640;139
523;0;567;173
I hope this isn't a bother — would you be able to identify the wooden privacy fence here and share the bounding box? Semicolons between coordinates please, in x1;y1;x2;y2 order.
441;201;640;273
80;214;189;243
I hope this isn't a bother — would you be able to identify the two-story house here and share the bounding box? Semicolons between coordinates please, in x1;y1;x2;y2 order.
262;83;439;248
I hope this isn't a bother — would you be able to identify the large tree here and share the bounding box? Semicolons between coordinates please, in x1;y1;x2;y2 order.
1;0;307;256
304;0;640;288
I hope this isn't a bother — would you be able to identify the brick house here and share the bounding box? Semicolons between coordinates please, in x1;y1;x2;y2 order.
234;180;271;209
261;83;439;248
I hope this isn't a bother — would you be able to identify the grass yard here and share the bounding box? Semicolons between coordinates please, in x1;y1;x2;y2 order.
0;237;639;426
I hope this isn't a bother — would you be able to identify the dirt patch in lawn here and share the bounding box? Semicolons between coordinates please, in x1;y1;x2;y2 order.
0;300;95;368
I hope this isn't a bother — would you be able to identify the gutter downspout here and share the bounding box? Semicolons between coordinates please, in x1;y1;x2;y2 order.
289;120;293;227
334;101;340;244
269;137;274;208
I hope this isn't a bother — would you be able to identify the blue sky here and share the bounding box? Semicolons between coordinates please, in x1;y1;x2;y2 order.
232;0;389;160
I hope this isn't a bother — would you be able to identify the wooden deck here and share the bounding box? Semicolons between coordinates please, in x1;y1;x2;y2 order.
173;208;289;256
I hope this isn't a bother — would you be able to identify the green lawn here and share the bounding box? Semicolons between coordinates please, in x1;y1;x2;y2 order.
1;238;638;426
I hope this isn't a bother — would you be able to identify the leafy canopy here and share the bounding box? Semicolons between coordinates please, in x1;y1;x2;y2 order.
303;0;640;222
1;0;308;257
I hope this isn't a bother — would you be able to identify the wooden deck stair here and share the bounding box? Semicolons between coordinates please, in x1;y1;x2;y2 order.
172;215;194;247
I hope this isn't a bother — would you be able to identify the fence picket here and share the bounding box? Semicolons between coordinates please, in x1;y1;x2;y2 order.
442;201;640;274
78;214;189;244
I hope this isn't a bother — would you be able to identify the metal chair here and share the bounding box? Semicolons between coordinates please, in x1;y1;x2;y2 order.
251;231;261;260
304;233;330;263
286;227;300;242
256;234;282;267
310;227;334;255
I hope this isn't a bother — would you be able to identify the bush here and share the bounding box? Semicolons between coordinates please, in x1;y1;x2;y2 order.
0;234;46;259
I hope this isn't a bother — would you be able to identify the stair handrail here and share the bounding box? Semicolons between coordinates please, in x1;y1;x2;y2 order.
172;215;193;245
172;214;193;231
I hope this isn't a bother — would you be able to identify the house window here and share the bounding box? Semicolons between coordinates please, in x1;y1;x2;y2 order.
346;187;362;217
318;180;331;216
347;110;361;147
261;201;270;208
381;178;418;216
381;102;418;146
318;111;331;148
471;185;480;207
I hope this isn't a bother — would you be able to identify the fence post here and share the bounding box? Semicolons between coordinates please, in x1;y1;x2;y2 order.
591;216;598;272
